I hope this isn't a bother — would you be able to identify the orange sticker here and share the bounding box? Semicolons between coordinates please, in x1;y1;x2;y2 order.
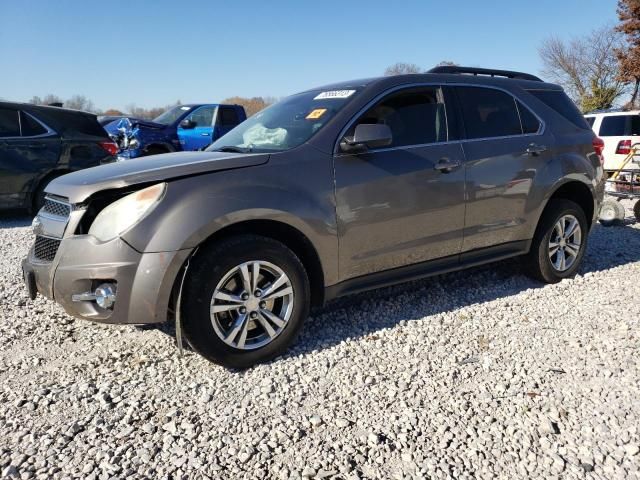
306;108;327;120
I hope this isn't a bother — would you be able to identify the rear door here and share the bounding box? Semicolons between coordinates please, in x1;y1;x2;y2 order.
0;108;60;209
456;86;554;252
178;105;217;150
214;106;240;141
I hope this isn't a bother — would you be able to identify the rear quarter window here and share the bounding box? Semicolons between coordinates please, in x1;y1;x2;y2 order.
599;115;640;137
585;116;596;128
527;90;589;129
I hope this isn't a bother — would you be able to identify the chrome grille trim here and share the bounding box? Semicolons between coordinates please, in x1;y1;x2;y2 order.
34;235;61;262
42;197;71;218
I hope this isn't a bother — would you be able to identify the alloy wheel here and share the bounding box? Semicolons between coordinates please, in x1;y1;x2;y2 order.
209;260;294;350
548;214;582;272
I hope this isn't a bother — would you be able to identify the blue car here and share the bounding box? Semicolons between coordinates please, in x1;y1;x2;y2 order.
105;104;247;159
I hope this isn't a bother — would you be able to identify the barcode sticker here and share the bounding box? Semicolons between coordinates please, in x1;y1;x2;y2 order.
314;90;356;100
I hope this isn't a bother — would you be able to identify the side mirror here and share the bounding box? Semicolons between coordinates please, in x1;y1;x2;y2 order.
180;119;196;129
340;124;392;153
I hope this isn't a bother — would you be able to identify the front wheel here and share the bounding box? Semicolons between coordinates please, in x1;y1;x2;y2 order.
524;199;588;283
182;235;310;368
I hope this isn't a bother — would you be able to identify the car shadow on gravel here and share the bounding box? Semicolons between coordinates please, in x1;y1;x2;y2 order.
285;221;640;360
0;213;32;228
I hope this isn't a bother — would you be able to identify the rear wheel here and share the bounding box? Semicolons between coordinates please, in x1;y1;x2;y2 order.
182;235;310;368
525;199;588;283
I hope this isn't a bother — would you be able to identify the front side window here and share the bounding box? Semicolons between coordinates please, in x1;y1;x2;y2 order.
347;87;447;148
153;105;191;125
457;87;522;139
206;88;361;153
0;108;20;138
184;106;215;127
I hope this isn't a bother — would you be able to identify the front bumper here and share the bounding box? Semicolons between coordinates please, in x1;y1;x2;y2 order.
23;234;192;325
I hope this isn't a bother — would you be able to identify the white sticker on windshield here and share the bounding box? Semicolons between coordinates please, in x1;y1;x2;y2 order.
314;90;356;100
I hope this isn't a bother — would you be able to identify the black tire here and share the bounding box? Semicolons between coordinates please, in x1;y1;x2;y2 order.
599;199;626;227
31;173;65;214
524;199;588;283
181;235;310;368
142;145;169;157
634;200;640;223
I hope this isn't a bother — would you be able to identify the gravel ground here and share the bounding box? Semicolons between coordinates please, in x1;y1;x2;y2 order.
1;201;639;480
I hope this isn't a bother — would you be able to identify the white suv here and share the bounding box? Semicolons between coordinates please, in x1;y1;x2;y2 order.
584;110;640;171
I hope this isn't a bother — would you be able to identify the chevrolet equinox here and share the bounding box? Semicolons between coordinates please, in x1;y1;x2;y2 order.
23;66;605;368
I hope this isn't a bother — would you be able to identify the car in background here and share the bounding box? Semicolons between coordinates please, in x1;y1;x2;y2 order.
584;110;640;172
0;102;117;212
104;104;247;159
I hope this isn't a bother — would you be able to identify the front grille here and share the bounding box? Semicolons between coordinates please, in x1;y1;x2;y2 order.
34;236;61;262
42;198;71;218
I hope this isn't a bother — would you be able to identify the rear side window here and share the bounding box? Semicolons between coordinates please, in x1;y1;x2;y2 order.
527;90;589;129
348;87;448;147
517;101;541;134
20;112;47;136
599;115;640;136
0;108;20;137
219;107;239;126
456;87;522;139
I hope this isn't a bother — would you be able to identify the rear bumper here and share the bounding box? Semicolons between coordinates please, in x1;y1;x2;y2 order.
23;235;192;324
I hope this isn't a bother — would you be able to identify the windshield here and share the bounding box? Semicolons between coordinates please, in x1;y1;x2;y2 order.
152;105;192;125
206;89;360;153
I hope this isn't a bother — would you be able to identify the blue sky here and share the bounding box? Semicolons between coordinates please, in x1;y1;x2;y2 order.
0;0;619;111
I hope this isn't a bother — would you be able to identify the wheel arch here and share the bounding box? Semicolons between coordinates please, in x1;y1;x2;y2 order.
543;180;596;229
30;169;70;210
188;219;326;308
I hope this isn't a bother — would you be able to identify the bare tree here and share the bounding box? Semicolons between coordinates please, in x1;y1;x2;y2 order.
616;0;640;108
29;94;63;106
222;96;275;117
539;26;626;111
65;95;96;112
384;62;422;76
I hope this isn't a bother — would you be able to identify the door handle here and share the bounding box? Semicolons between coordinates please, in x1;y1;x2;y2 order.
526;143;547;156
201;133;211;136
434;158;461;172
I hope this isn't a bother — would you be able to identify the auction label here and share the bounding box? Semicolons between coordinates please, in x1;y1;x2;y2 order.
314;90;356;100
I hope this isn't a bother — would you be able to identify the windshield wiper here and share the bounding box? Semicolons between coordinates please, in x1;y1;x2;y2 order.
211;146;252;153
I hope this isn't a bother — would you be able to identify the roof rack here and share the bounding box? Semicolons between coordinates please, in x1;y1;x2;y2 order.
427;66;542;82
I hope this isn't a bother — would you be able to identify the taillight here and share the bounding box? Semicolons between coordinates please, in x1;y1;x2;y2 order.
593;137;605;165
99;141;118;156
616;139;631;155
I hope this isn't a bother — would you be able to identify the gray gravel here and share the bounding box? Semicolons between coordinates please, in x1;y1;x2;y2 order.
1;201;639;480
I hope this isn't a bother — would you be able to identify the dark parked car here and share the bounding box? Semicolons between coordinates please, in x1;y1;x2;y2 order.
0;102;117;212
23;67;605;368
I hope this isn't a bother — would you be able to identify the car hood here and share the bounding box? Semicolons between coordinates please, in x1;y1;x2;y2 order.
104;117;164;134
46;151;270;204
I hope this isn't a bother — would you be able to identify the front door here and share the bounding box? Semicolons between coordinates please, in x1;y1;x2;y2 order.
333;86;466;280
178;106;216;150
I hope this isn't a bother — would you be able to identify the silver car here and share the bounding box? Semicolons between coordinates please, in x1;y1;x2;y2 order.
22;67;605;368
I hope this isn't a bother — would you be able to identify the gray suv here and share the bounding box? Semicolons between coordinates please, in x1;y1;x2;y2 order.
23;66;605;368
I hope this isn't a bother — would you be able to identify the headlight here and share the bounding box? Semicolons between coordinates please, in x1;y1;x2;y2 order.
88;183;166;242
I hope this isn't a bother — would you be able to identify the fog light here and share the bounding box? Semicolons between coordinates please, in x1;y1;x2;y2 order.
95;283;117;309
72;282;117;309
